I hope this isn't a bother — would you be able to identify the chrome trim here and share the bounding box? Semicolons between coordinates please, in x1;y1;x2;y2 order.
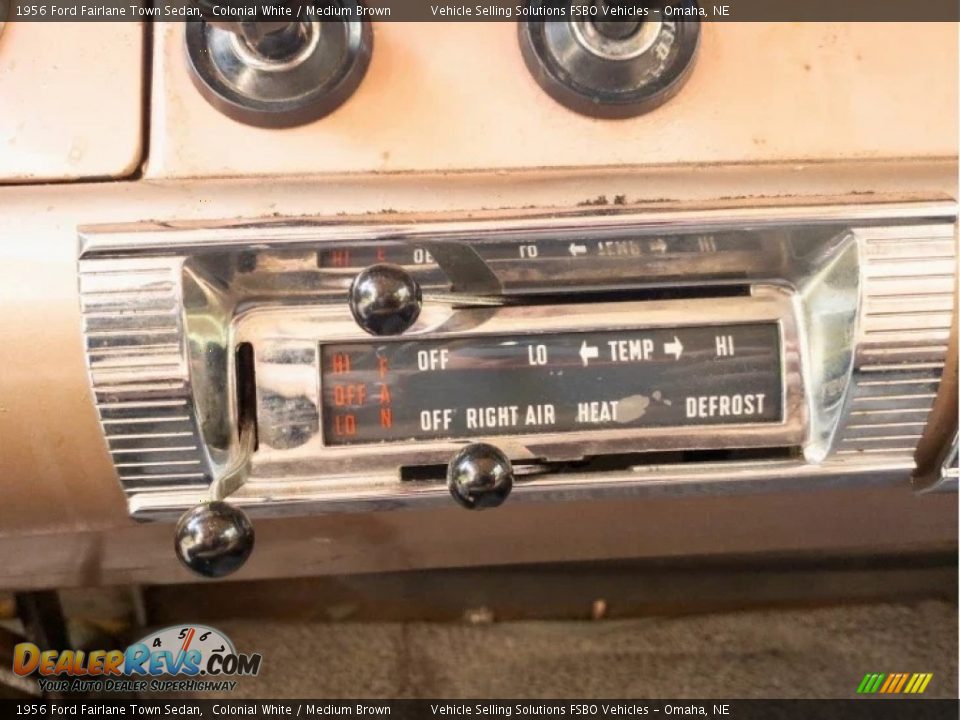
78;200;958;257
836;224;956;456
79;257;213;491
76;200;958;520
237;288;805;479
129;454;919;523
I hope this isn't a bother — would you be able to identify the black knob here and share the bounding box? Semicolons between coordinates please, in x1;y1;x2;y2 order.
349;264;423;336
174;502;255;579
592;0;643;40
447;443;514;510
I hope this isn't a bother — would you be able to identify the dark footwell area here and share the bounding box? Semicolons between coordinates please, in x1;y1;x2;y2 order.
3;552;956;699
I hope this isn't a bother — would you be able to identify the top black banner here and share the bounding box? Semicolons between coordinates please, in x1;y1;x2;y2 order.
5;0;960;22
0;700;958;719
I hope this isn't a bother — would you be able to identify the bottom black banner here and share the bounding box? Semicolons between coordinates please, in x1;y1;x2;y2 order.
2;700;957;720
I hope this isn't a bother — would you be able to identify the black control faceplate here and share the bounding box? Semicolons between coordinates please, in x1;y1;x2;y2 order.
321;323;782;445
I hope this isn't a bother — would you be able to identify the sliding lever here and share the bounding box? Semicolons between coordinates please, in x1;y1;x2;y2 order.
174;418;256;579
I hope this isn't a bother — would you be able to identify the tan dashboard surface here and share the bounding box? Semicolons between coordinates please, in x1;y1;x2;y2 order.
0;22;143;183
148;22;958;179
1;22;955;183
0;19;956;588
0;162;956;588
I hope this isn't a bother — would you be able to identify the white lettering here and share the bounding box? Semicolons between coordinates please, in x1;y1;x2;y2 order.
524;404;556;426
412;248;434;264
715;335;735;357
607;338;655;362
417;349;449;371
527;344;549;365
576;401;619;423
685;394;767;419
466;406;519;430
420;409;454;431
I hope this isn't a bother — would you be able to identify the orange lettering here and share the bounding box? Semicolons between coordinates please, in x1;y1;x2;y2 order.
39;650;57;675
333;384;367;407
87;650;105;675
334;415;357;436
329;249;351;268
103;650;124;676
54;650;81;675
332;353;351;374
12;643;40;676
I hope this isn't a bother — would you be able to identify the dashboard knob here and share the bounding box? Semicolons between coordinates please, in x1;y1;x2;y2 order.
591;0;644;40
447;443;515;510
519;0;701;119
349;264;423;336
174;502;255;578
185;1;372;128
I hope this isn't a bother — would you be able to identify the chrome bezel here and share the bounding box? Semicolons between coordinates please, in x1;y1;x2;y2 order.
77;199;958;520
238;288;803;477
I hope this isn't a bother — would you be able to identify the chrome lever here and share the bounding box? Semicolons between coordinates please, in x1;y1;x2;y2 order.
174;418;256;579
209;416;257;503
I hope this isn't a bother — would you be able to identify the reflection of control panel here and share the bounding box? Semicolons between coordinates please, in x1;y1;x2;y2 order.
320;324;783;445
77;200;957;574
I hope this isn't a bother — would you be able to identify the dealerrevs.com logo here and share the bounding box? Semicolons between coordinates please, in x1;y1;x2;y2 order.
13;625;262;694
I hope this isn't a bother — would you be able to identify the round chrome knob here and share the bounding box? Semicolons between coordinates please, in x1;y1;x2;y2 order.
185;1;373;128
447;443;515;510
174;502;255;578
349;264;423;336
519;0;701;119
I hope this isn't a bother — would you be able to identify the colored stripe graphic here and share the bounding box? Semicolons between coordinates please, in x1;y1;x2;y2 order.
857;673;885;694
857;673;933;694
905;673;933;694
892;674;909;693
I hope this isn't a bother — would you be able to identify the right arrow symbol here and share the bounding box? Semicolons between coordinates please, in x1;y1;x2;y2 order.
664;336;683;360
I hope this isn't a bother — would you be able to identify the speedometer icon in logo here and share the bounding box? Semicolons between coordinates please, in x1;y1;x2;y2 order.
129;624;261;677
141;625;234;660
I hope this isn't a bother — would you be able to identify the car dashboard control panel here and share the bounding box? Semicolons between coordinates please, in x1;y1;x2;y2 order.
78;200;957;550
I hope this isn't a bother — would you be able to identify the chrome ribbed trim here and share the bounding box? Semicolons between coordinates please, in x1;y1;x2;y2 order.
76;201;958;518
836;224;956;456
79;257;211;494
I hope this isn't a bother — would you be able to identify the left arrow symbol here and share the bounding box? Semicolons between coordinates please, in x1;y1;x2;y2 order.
579;341;600;367
664;336;684;360
569;243;587;257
